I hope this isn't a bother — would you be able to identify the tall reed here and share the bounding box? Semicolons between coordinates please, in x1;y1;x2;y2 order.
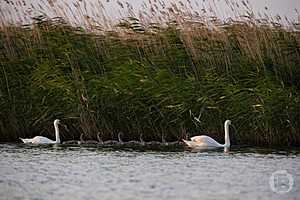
0;1;299;146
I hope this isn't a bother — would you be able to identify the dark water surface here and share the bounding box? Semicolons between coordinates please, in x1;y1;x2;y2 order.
0;143;299;200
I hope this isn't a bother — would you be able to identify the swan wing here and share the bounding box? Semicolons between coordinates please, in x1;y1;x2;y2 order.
187;135;223;148
190;136;206;142
196;135;223;147
20;136;55;144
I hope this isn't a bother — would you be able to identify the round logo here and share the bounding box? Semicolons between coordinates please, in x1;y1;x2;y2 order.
269;170;294;194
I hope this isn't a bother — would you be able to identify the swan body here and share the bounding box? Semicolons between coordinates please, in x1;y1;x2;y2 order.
103;139;119;145
183;135;223;148
165;141;181;147
63;140;79;145
78;133;99;144
20;119;61;144
103;132;123;146
146;140;161;147
183;120;232;149
124;140;140;146
123;133;145;146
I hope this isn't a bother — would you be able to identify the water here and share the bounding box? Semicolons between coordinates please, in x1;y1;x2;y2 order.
0;144;299;200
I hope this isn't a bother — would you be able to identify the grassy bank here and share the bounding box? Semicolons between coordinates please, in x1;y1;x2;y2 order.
0;16;300;146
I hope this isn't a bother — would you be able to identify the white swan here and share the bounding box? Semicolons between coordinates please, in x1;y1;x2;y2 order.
182;120;232;149
20;119;61;144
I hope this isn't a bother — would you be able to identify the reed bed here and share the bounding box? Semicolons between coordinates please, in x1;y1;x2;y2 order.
0;0;299;146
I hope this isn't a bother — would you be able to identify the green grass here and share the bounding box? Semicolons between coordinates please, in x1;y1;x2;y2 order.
0;16;299;146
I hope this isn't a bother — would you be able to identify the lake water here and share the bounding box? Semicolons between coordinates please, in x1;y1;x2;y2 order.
0;143;299;200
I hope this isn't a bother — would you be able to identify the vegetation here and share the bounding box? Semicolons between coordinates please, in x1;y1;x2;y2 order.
0;1;300;146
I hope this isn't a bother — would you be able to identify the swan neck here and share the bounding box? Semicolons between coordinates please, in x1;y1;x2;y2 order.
80;133;84;142
162;134;166;144
118;133;123;143
97;133;103;144
139;134;145;145
224;122;230;147
54;122;60;143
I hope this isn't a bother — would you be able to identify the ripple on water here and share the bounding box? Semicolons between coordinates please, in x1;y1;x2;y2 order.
0;143;299;200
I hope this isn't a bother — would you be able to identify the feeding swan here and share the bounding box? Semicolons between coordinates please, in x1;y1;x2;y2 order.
20;119;61;144
182;120;232;149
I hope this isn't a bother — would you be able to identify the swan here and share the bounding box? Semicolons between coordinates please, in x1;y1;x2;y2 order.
147;133;171;147
78;133;99;144
117;132;124;145
103;138;118;145
63;133;81;145
146;140;161;147
97;132;104;145
63;133;92;144
103;132;123;145
123;133;146;146
20;119;61;144
165;140;181;147
124;133;148;147
124;139;140;146
161;134;167;146
139;134;145;146
182;120;232;149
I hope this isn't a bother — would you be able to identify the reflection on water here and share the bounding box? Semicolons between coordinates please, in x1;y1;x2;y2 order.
0;143;299;200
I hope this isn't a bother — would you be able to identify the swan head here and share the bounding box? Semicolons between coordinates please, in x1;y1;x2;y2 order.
54;119;61;125
225;120;231;126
